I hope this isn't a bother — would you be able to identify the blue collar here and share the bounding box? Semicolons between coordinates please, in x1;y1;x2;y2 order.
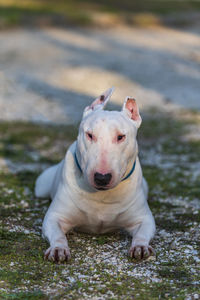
74;151;82;173
75;152;136;182
121;160;136;181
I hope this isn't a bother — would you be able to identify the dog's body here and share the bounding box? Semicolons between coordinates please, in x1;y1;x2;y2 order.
35;88;156;262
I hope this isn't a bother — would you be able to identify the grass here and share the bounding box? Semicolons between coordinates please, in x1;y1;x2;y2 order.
0;0;200;28
0;121;77;164
0;110;199;299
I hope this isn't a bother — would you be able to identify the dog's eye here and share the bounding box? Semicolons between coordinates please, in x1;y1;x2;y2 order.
117;134;126;142
86;132;93;141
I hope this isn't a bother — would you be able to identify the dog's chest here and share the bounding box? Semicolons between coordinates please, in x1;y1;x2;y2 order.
77;218;118;234
77;203;120;234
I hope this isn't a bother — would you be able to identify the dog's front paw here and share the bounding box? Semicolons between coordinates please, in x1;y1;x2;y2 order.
44;246;71;263
129;245;155;260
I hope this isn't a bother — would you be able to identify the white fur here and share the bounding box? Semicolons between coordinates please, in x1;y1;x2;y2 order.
35;88;156;262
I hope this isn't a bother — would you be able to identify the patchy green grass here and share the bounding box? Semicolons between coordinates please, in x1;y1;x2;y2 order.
0;0;91;28
0;122;77;164
0;110;199;299
0;0;200;28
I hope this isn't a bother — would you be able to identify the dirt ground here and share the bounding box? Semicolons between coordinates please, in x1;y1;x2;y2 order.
0;24;200;124
0;24;199;300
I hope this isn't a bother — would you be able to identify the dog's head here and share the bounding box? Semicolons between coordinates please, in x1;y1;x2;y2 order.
76;88;142;190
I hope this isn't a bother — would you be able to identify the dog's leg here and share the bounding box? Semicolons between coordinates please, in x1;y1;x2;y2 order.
42;213;72;263
128;216;156;260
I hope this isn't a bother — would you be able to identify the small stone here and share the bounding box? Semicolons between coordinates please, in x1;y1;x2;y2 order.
169;240;177;250
20;200;29;208
146;255;156;262
23;187;31;196
62;270;68;275
29;151;40;161
165;293;170;298
159;229;169;237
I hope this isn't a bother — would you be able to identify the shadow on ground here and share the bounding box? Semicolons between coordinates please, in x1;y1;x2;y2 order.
0;25;200;125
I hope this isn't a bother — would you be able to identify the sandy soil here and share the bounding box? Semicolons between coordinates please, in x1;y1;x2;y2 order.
0;25;200;124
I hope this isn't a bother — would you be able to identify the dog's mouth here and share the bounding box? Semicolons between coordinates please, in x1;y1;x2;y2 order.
95;186;109;191
94;183;116;191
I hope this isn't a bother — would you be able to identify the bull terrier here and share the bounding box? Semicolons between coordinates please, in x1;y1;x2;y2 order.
35;88;156;262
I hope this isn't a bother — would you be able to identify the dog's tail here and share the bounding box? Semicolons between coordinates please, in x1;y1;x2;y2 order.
35;164;59;198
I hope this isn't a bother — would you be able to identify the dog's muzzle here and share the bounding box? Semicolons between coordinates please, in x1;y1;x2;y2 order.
94;172;112;188
74;151;136;190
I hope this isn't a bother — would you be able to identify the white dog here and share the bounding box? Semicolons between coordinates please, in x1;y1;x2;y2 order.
35;88;156;262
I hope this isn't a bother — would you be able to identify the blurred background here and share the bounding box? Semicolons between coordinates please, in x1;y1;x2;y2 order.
0;0;200;124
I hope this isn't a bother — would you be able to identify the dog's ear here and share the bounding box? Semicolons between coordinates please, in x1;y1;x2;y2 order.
122;97;142;128
83;87;114;117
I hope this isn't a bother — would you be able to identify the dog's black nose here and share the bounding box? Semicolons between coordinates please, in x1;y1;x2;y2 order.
94;172;112;187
